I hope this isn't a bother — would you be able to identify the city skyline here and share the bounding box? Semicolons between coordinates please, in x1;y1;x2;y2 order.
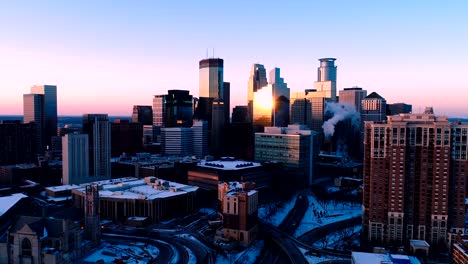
1;1;467;117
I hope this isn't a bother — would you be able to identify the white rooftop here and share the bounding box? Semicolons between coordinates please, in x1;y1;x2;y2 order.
0;193;27;217
45;185;81;193
352;252;421;264
73;177;198;200
198;158;261;171
223;181;257;197
410;240;430;247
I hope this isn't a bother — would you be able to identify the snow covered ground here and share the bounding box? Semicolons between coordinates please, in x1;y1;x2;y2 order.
258;194;298;226
298;246;348;264
216;240;264;264
84;241;158;263
183;245;197;264
313;225;361;250
294;193;362;238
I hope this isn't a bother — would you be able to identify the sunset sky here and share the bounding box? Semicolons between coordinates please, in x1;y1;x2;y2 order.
0;1;467;117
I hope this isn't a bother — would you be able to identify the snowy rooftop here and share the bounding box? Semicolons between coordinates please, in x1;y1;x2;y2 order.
410;240;430;247
73;177;198;200
223;182;257;197
198;157;261;171
352;252;421;264
0;193;27;217
45;185;81;193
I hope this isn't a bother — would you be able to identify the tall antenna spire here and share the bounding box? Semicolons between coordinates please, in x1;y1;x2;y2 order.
213;48;215;58
206;48;208;59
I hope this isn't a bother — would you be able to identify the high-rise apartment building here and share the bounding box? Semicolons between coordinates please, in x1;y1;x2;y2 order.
313;58;337;102
62;133;89;185
132;105;153;125
217;181;259;246
82;114;111;179
0;121;36;165
30;85;58;149
247;64;268;118
252;68;290;129
452;235;468;264
361;92;387;122
152;90;193;128
363;113;468;247
255;125;314;185
448;121;468;244
339;87;367;112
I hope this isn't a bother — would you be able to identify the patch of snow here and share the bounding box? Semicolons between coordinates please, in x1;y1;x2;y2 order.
294;193;362;237
313;225;361;249
216;240;264;264
41;227;48;239
258;194;298;226
183;245;197;264
199;208;216;215
298;246;347;264
0;193;27;216
157;240;179;264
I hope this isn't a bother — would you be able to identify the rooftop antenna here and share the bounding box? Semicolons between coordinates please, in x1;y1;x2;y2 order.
206;48;208;59
212;48;215;58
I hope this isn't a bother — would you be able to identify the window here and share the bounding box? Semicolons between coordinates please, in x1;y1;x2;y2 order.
22;238;32;256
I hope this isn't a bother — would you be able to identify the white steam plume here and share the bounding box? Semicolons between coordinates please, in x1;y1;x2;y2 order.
322;102;360;138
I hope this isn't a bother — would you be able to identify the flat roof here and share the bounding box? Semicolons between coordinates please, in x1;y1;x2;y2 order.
410;240;430;247
197;159;262;171
223;182;257;197
73;177;198;200
45;185;81;193
0;193;27;217
352;252;421;264
352;252;390;264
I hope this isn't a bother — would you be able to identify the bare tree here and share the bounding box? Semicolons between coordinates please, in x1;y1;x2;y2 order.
319;235;329;249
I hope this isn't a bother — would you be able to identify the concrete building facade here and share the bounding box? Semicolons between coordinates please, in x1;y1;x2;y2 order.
72;177;198;223
339;87;368;113
255;125;314;185
62;133;89;185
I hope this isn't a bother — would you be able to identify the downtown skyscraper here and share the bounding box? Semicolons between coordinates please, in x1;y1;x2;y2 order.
252;67;290;129
82;114;111;179
153;90;194;128
289;59;337;135
313;58;337;101
23;85;57;153
247;64;268;119
198;58;230;156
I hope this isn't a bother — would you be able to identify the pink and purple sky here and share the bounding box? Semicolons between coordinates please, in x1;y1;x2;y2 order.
1;1;467;117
